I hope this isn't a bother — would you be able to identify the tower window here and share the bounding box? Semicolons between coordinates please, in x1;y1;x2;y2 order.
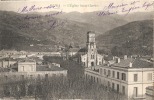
91;55;94;59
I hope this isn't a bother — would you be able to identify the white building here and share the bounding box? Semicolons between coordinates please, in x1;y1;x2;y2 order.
81;31;103;67
85;56;154;99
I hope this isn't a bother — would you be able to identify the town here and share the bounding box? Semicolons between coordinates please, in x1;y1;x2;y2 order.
0;31;153;100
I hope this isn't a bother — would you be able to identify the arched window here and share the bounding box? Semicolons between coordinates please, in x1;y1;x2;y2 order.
91;54;94;59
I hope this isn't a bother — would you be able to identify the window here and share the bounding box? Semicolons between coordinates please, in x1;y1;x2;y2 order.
122;73;126;81
112;71;115;78
122;86;125;95
100;68;102;75
104;69;106;75
108;81;110;87
22;66;24;71
117;84;119;92
99;62;101;65
108;70;111;77
45;74;48;79
97;78;99;83
134;87;138;97
147;73;152;81
134;74;138;82
117;72;119;79
91;76;93;81
112;83;115;90
83;62;86;66
91;55;94;59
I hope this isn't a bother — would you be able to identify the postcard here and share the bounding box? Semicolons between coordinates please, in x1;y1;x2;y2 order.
0;0;153;100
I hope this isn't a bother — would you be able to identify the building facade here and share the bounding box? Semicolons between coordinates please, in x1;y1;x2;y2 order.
85;56;154;99
81;31;103;67
0;59;67;83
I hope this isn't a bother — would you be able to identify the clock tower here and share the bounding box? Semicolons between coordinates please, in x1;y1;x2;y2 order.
86;31;97;67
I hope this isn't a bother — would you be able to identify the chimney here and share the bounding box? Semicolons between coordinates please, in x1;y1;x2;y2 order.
129;62;132;67
113;56;115;60
124;55;127;60
102;59;105;64
116;58;120;63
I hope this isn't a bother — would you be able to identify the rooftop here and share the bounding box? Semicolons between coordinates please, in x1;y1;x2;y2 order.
18;59;35;63
113;58;153;68
36;65;66;71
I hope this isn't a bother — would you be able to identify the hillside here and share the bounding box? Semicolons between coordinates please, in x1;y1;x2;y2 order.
0;11;153;53
0;11;102;51
96;20;153;56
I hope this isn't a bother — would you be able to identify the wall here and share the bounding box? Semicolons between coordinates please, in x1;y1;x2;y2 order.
18;62;36;72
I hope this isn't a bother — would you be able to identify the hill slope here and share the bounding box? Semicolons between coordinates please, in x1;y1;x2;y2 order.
96;20;153;56
0;11;102;51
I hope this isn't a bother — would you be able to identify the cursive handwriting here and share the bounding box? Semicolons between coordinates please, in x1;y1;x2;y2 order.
18;4;60;13
98;1;154;16
24;10;63;20
19;18;67;30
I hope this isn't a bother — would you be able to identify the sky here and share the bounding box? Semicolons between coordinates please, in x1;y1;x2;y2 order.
0;0;153;13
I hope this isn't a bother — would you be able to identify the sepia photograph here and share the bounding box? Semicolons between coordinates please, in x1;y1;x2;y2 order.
0;0;153;100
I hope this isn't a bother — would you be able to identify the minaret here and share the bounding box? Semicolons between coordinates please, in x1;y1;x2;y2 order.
86;31;97;67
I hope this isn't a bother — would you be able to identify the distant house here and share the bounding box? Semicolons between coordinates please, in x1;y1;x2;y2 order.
0;58;17;68
68;48;81;57
0;58;67;82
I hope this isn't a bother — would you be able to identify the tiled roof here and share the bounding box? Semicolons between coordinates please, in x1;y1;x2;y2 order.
36;65;66;71
18;59;35;63
113;58;153;68
0;58;17;61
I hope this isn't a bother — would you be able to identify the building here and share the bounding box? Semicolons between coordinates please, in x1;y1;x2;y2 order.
81;31;103;67
146;86;154;100
85;56;154;99
0;59;67;83
68;48;81;57
0;58;17;68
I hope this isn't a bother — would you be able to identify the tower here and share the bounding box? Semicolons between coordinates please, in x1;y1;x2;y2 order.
86;31;97;67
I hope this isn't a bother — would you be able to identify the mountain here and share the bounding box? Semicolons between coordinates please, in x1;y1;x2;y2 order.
55;11;153;33
0;11;153;52
123;11;154;22
0;11;102;51
96;20;153;56
55;11;127;33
